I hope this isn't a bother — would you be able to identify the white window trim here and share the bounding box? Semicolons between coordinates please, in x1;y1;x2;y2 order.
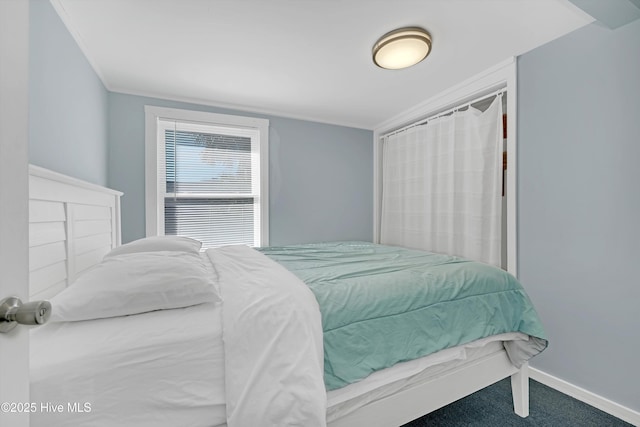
373;57;518;276
145;106;269;246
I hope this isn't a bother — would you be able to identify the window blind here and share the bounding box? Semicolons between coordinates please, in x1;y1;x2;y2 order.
161;121;260;248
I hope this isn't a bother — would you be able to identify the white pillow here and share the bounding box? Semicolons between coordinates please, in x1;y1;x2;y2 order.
50;251;220;322
104;235;202;259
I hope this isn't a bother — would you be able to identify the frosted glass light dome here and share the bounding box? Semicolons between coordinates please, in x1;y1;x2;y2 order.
372;27;432;70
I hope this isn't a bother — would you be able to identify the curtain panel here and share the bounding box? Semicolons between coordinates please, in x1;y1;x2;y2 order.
380;95;503;266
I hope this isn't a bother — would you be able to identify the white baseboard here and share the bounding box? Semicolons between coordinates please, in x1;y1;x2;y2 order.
529;368;640;426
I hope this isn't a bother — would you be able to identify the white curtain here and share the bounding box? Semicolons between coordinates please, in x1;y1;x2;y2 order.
380;95;503;266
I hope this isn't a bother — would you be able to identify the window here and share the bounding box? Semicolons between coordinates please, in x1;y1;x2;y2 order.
145;106;268;248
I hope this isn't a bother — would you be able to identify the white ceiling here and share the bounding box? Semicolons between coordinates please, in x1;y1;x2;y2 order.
51;0;593;130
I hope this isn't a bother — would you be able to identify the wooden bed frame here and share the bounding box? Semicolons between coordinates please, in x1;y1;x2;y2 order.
28;165;122;300
329;354;528;427
28;165;529;426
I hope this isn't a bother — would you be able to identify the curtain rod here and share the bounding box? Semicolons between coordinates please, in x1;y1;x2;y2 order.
381;88;505;139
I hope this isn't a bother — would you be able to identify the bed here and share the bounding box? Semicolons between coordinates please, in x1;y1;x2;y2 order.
28;165;547;427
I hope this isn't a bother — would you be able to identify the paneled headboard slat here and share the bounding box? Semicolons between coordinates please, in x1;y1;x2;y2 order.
29;222;66;247
75;233;112;255
29;199;66;222
30;264;67;298
29;241;67;271
29;165;123;299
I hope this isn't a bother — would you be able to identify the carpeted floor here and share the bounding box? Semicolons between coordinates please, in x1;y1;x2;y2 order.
401;378;633;426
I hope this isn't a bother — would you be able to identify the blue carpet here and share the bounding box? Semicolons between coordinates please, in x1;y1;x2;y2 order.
401;379;633;426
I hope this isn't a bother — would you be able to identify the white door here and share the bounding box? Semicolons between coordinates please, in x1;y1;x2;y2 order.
0;1;30;426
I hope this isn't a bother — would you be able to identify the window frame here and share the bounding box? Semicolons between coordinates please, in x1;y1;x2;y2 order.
145;106;269;247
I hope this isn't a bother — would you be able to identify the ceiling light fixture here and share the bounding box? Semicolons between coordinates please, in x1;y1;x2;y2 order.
372;27;432;70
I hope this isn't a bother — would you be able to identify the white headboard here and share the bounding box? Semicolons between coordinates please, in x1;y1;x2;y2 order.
29;165;123;300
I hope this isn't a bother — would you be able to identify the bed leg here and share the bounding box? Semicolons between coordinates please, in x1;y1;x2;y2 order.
510;362;529;417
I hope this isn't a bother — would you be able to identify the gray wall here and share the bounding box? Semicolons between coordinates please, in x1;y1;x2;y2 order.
108;93;373;245
29;0;109;185
518;20;640;412
28;0;373;247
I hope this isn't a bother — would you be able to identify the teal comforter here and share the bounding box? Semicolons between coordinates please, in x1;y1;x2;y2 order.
259;242;547;391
